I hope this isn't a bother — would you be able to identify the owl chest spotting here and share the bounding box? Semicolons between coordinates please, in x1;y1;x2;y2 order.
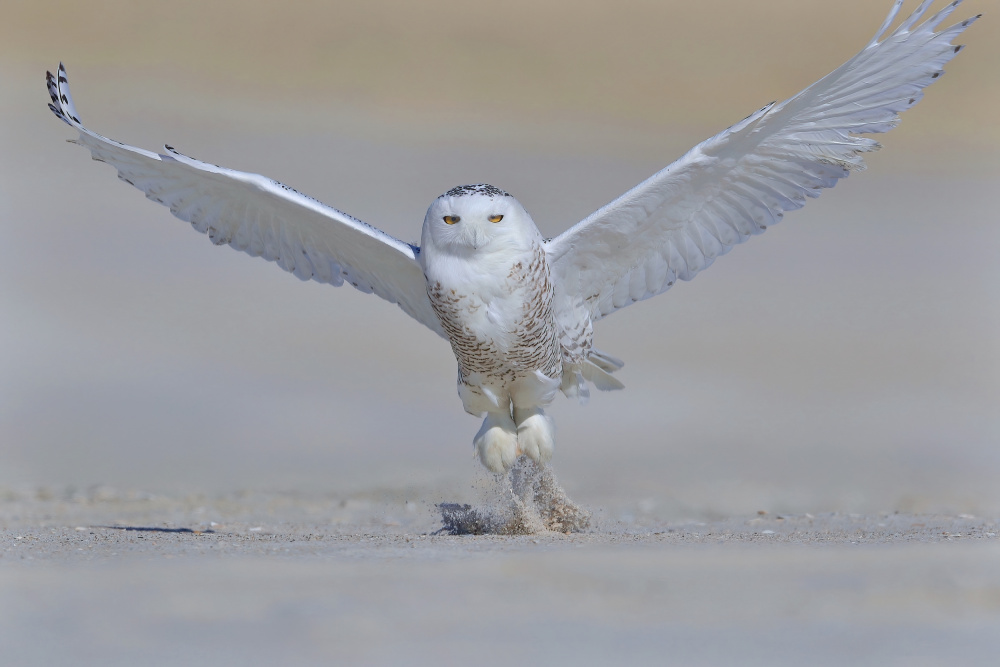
427;244;562;384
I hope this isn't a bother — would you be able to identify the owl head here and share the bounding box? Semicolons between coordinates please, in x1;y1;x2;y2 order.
420;184;541;257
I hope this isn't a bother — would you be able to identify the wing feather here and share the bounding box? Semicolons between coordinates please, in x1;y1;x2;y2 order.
47;64;445;338
546;1;979;321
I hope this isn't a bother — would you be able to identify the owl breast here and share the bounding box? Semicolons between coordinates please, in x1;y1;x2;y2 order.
427;243;562;413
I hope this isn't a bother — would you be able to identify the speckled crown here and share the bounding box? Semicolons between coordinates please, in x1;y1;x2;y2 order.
441;184;511;199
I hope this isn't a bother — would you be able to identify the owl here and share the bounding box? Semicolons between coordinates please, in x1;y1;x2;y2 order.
46;1;978;473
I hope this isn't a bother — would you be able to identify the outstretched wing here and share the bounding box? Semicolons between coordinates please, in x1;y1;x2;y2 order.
47;64;446;338
545;0;979;321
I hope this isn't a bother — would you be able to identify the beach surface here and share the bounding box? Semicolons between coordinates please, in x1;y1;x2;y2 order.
3;487;999;666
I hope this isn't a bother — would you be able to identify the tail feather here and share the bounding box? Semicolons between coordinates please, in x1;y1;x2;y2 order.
588;349;624;373
560;347;625;403
581;360;625;392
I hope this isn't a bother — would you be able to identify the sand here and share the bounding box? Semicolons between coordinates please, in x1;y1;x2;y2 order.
2;483;998;666
437;457;592;535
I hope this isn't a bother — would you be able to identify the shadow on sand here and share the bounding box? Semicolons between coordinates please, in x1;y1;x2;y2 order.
95;526;216;534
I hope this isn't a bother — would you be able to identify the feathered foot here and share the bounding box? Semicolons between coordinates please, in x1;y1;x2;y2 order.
474;411;518;473
513;406;554;465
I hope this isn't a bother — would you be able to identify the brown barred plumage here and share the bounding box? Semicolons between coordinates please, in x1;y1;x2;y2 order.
428;243;562;405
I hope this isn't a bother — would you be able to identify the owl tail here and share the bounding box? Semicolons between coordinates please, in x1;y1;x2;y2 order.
560;348;624;404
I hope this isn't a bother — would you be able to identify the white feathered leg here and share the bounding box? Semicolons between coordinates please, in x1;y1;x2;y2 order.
513;406;554;465
474;411;518;473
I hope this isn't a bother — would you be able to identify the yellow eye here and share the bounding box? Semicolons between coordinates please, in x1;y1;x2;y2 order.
488;214;503;223
443;215;460;225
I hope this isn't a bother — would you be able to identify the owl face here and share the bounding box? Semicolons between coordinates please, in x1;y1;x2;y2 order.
420;184;540;256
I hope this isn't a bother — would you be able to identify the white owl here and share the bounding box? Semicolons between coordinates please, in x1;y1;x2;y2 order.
46;1;977;474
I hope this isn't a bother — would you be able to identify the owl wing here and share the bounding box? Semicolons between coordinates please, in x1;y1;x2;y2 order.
47;63;446;339
545;0;978;322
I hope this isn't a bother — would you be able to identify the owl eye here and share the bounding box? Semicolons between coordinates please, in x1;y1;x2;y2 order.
488;214;503;223
443;215;461;225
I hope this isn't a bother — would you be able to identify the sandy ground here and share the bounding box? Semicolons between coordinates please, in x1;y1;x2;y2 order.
3;1;999;664
2;486;999;666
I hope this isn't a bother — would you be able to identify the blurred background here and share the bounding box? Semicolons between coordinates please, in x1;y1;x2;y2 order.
2;0;997;518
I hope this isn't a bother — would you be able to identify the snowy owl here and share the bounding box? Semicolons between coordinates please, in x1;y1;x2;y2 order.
46;1;978;474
